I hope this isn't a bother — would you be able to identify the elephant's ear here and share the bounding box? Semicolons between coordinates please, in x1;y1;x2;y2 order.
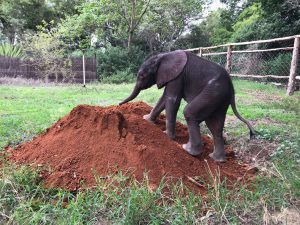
156;50;187;89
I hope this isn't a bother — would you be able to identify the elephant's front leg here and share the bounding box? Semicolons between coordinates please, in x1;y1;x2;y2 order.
162;79;183;139
164;95;181;139
143;89;166;123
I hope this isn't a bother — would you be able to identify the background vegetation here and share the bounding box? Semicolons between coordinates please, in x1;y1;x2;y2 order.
1;0;299;82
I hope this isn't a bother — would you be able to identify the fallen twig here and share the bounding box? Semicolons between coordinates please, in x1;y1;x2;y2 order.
186;176;206;188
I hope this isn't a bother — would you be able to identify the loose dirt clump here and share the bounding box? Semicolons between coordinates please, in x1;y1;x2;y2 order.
8;102;255;191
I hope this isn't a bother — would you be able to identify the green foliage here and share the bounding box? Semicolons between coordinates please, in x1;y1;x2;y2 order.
21;21;72;81
58;1;108;50
175;24;211;49
0;43;25;59
96;46;146;83
142;0;203;51
234;0;299;41
188;0;300;47
199;9;233;45
263;53;292;76
230;3;263;42
0;0;83;42
0;0;51;41
58;0;204;52
101;69;136;84
260;0;300;37
58;0;152;51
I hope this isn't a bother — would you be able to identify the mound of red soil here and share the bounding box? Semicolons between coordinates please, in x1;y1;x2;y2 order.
8;102;254;191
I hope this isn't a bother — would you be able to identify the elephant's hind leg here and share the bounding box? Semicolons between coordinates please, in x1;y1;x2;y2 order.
183;88;222;156
205;105;228;162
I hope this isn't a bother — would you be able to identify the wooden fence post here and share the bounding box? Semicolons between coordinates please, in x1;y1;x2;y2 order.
287;37;300;95
82;54;86;87
226;45;232;73
199;47;203;57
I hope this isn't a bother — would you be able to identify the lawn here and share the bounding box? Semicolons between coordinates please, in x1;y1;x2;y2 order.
0;80;299;224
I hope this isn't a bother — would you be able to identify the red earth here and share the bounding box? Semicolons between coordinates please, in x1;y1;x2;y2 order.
8;101;255;192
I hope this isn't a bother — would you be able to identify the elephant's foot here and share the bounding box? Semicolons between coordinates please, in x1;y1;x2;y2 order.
209;152;226;162
182;142;202;156
163;130;175;140
143;114;156;123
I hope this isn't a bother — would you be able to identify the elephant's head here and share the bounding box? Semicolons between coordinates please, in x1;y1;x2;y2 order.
119;50;187;105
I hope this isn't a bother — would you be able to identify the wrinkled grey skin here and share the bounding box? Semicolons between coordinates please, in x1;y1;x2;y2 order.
120;50;255;162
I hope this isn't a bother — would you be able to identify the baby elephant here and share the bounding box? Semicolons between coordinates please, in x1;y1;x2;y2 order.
119;50;255;162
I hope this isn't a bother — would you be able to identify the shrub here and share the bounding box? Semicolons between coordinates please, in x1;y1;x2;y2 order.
263;53;292;76
100;68;136;84
21;23;73;82
0;43;25;59
96;46;146;83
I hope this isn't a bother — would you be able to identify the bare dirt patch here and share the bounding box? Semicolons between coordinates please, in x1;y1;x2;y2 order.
269;208;300;225
224;115;282;163
7;102;255;192
241;89;283;103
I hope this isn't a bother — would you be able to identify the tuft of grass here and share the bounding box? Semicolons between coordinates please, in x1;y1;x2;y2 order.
0;164;205;224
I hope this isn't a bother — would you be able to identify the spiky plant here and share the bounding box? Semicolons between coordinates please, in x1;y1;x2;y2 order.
0;43;25;59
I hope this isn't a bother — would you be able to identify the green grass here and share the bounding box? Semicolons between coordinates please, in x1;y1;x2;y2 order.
1;80;300;224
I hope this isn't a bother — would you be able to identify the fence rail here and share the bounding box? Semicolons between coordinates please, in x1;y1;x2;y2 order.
0;56;97;83
185;34;300;95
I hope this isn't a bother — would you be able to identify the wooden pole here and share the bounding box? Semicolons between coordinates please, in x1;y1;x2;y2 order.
82;53;86;87
226;45;232;73
287;37;300;95
199;47;203;57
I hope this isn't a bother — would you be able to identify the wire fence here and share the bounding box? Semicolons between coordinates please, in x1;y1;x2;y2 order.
185;35;300;95
203;47;294;81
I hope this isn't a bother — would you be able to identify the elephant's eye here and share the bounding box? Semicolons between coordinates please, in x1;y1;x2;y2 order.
139;70;147;77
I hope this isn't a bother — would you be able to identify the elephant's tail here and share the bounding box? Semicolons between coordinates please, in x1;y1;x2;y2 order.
230;94;256;139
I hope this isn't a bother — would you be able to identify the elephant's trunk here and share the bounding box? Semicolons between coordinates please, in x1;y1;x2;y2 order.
119;85;141;105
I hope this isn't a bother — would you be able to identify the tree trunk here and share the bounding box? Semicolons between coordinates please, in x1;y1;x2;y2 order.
128;31;133;53
127;0;136;54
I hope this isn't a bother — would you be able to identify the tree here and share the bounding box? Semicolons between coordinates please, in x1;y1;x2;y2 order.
0;0;50;43
174;24;211;50
259;0;300;38
113;0;151;52
59;0;151;52
230;3;263;42
21;22;73;82
140;0;204;52
219;0;300;42
50;0;85;19
0;0;83;43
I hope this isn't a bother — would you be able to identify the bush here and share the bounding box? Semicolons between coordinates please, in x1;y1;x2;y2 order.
96;46;146;83
21;23;73;82
101;68;136;84
263;53;292;76
0;43;25;59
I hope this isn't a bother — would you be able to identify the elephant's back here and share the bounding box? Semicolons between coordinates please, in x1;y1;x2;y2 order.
185;52;228;76
182;52;232;102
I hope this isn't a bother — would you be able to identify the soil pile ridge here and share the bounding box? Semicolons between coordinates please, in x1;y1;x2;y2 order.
9;102;254;191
